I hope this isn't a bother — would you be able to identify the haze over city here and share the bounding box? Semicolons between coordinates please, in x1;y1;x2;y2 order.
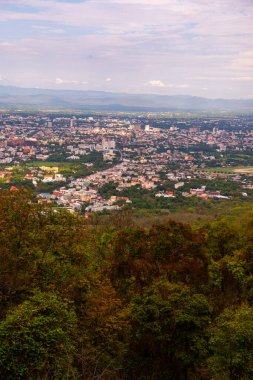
0;0;253;99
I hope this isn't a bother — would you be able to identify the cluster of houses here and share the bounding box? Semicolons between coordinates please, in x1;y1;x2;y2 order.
36;162;245;211
0;113;253;212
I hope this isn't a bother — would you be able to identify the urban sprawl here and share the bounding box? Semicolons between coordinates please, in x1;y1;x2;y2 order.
0;112;253;213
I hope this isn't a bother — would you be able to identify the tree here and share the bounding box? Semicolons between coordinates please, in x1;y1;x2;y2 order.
208;304;253;380
109;222;208;298
0;189;95;313
0;291;77;380
148;222;208;288
128;279;211;380
76;276;130;379
206;218;243;260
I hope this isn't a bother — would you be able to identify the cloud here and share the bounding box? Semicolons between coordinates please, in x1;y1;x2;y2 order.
51;29;65;34
32;25;65;34
178;84;189;88
0;42;14;47
0;0;253;97
147;80;165;87
55;77;85;85
0;75;11;84
106;77;112;82
234;76;253;81
231;51;253;70
146;81;189;89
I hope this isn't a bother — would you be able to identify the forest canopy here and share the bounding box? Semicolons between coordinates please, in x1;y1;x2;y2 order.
0;189;253;379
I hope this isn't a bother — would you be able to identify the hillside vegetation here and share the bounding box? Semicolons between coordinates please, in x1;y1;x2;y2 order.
0;190;253;379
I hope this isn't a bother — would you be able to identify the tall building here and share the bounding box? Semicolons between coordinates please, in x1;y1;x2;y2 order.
102;139;116;150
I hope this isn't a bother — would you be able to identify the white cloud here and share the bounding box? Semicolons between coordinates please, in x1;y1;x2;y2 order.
55;77;79;85
51;28;65;34
31;25;65;34
0;75;10;84
178;84;189;88
1;0;253;97
147;80;165;87
0;42;14;47
234;76;253;81
231;51;253;70
146;81;189;89
106;77;112;82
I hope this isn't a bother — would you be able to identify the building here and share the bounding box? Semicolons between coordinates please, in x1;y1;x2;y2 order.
102;139;116;150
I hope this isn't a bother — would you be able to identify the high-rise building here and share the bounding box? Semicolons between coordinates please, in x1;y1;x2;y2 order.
102;139;116;150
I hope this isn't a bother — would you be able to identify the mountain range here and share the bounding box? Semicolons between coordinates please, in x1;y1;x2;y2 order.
0;85;252;113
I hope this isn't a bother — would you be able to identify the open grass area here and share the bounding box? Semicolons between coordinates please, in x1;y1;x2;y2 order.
203;166;253;174
23;161;74;168
203;167;235;173
233;167;253;174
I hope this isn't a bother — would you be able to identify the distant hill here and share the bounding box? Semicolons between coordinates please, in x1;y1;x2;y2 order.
0;85;252;113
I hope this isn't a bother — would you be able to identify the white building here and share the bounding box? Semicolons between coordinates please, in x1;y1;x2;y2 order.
102;139;116;150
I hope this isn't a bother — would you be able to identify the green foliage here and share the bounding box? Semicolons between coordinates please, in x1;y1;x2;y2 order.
208;260;222;289
128;280;211;379
205;218;243;260
98;181;118;199
0;190;253;379
208;304;253;380
0;291;77;380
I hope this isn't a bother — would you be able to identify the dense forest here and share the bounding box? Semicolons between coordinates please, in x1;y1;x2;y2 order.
0;190;253;379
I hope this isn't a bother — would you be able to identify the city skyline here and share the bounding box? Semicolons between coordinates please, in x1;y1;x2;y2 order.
0;0;253;99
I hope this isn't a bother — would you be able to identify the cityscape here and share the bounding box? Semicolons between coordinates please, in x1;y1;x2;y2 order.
0;112;253;214
1;0;253;378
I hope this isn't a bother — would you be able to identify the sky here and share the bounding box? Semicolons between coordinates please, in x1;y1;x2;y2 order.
0;0;253;98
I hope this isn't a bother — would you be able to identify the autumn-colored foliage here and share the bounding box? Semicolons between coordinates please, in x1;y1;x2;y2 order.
0;190;253;379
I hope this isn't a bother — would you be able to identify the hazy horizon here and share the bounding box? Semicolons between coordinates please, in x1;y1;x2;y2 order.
1;0;253;99
1;83;253;101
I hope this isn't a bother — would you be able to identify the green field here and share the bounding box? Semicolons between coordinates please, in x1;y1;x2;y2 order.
23;161;74;168
233;167;253;174
203;166;253;174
